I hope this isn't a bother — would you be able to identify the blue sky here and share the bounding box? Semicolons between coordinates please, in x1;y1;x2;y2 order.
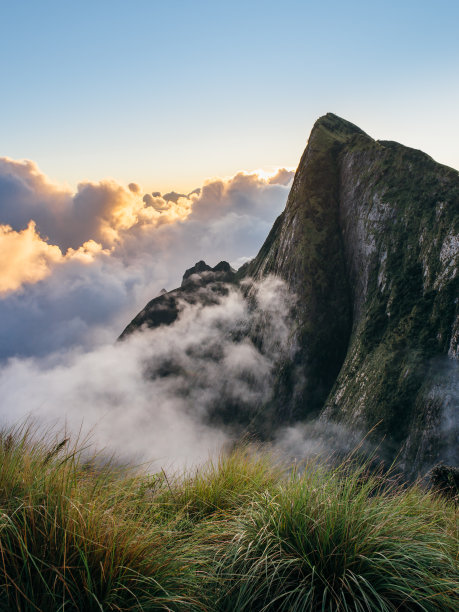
1;0;459;191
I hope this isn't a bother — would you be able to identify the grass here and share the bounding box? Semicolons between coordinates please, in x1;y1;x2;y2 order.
0;425;457;611
214;461;458;611
0;424;202;611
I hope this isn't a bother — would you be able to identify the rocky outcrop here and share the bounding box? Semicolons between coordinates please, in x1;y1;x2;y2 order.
119;261;236;338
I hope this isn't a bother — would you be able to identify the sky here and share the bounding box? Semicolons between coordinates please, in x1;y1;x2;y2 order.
1;0;458;193
0;0;458;464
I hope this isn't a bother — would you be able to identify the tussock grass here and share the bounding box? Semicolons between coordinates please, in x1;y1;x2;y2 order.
0;425;201;611
214;460;459;611
0;425;457;611
154;446;282;524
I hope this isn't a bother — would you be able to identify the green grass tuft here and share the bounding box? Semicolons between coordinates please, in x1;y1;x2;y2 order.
0;425;201;611
214;460;459;611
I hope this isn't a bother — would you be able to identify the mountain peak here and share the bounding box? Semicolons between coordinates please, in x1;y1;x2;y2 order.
313;112;369;138
306;113;371;154
241;114;458;473
182;260;212;283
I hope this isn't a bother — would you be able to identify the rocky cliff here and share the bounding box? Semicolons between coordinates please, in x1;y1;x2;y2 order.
119;260;236;338
121;114;459;474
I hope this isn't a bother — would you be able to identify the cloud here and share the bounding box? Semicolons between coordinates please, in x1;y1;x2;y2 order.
189;170;293;222
0;157;294;255
422;357;459;468
273;420;369;465
0;245;154;358
0;159;293;359
0;220;111;296
268;167;295;186
0;221;62;293
0;158;162;249
0;278;294;467
128;182;141;193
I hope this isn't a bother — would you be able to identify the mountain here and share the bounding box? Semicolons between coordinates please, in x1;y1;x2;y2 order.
121;113;459;475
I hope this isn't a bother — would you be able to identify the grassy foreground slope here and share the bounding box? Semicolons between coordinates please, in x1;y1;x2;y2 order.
0;426;457;611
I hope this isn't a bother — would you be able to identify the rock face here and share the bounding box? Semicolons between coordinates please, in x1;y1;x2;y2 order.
119;261;236;338
121;113;459;475
245;113;459;473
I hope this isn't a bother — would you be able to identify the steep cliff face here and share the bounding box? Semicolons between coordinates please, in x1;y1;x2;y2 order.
121;114;458;474
245;113;459;472
243;115;361;420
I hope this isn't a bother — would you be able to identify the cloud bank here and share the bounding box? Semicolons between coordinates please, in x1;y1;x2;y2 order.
0;158;293;359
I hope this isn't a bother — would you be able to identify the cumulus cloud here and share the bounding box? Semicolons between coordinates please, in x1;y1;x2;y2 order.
0;157;294;254
0;278;294;467
189;170;293;222
0;159;293;359
0;220;111;296
0;158;161;249
0;158;70;239
0;157;297;466
268;167;295;186
0;221;62;293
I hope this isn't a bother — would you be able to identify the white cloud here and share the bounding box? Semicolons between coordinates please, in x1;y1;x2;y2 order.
0;159;293;358
0;278;294;467
0;159;294;466
0;221;62;293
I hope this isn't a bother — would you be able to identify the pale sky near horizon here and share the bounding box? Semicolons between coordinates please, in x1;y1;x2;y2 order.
1;0;459;193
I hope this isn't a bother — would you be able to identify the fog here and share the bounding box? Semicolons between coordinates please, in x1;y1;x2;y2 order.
0;278;295;468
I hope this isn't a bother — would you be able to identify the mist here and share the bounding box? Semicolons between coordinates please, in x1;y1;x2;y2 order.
427;356;459;467
0;277;295;468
